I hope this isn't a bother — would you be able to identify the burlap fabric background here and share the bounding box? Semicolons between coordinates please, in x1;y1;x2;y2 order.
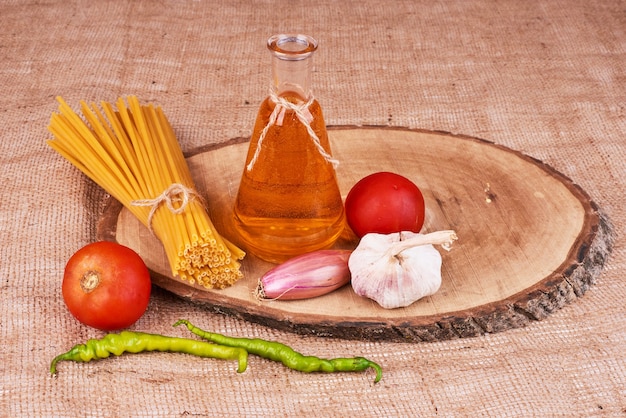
1;0;624;416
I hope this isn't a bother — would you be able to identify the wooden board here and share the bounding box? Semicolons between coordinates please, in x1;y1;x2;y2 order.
97;127;613;342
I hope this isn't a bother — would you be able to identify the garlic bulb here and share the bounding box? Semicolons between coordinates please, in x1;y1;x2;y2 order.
348;230;457;309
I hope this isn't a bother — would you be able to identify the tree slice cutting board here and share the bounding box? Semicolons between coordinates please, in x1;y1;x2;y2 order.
97;127;613;342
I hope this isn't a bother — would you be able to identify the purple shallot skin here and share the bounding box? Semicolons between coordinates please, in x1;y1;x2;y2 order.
256;250;352;300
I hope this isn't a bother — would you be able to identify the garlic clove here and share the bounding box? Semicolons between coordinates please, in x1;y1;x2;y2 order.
349;231;456;309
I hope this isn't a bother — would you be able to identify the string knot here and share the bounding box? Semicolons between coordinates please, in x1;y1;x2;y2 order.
246;91;339;171
131;183;201;233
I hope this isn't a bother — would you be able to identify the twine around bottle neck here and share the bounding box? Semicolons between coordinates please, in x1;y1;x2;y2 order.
246;91;339;172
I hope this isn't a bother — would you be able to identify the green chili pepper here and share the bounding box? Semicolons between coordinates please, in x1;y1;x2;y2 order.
173;319;383;383
50;330;248;375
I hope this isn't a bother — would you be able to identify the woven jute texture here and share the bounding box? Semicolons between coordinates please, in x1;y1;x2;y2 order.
1;0;624;416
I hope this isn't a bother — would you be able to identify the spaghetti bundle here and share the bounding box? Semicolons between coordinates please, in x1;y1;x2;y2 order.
47;96;245;289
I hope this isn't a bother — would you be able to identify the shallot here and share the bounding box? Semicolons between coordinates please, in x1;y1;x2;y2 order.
255;250;352;300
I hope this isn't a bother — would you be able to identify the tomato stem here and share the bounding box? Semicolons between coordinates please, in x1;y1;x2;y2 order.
80;270;100;293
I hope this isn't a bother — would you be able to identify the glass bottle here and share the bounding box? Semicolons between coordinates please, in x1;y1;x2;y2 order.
232;34;345;264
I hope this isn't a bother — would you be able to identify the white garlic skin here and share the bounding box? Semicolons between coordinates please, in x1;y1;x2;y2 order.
348;232;443;309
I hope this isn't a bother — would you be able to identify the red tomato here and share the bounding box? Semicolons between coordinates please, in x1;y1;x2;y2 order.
62;241;151;331
345;172;425;238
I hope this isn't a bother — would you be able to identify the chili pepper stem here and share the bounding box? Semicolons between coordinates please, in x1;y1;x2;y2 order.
50;351;77;374
361;357;383;383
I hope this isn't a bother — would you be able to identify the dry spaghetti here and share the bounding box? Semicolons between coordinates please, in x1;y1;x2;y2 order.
47;96;245;289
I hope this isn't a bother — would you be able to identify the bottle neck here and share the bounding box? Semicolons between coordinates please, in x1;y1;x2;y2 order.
267;34;318;103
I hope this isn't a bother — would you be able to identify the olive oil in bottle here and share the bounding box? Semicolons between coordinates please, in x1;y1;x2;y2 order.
233;35;344;263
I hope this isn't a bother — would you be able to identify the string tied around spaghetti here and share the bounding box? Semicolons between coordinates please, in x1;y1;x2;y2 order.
246;91;339;172
131;183;202;234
